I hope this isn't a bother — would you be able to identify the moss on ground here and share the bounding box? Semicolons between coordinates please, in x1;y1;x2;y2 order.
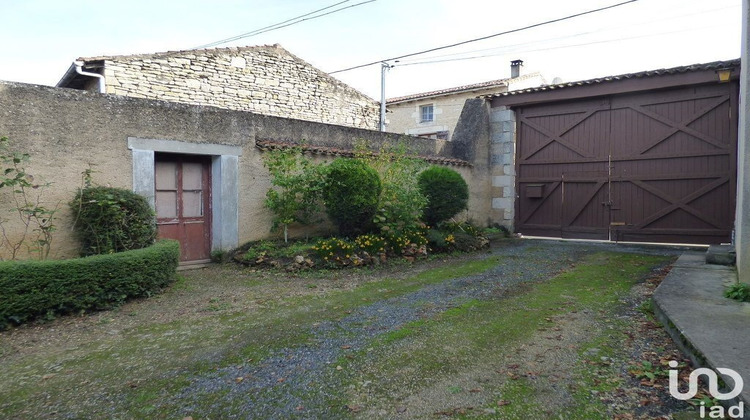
332;252;669;418
0;256;500;418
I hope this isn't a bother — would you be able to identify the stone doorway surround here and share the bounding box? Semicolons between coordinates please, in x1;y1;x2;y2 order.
127;137;242;252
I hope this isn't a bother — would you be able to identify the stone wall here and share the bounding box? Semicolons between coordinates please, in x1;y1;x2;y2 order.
488;106;516;229
0;81;488;260
386;73;545;141
91;45;379;130
387;92;474;141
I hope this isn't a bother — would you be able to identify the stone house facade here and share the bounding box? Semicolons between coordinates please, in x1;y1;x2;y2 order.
56;44;380;130
386;62;544;141
0;81;486;262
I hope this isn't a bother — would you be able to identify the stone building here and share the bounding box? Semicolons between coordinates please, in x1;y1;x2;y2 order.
56;44;379;130
386;60;545;140
0;81;478;262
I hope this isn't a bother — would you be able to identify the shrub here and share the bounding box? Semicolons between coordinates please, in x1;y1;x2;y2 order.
0;240;179;329
725;282;750;302
426;229;451;252
439;220;481;237
322;158;381;237
263;147;326;242
70;186;157;256
354;234;387;255
450;231;486;252
385;224;428;255
426;221;489;253
240;240;277;263
312;237;356;265
357;142;428;241
418;166;469;226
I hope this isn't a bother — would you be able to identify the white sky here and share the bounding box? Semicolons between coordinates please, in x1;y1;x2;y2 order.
0;0;741;100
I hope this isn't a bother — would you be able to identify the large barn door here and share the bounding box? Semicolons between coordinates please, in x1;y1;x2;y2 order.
155;154;212;262
515;98;612;240
515;82;736;244
606;84;736;243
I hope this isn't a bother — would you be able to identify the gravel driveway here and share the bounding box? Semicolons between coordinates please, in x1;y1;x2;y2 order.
168;240;683;419
0;239;692;419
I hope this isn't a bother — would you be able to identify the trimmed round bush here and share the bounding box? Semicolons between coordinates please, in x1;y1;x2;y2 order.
70;186;157;256
322;158;382;237
0;240;179;329
417;166;469;226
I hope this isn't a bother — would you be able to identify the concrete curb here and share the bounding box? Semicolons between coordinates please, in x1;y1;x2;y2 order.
653;252;749;417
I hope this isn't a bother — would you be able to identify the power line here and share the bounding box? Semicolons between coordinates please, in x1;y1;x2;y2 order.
396;24;723;68
195;1;350;49
394;4;736;65
194;0;375;49
328;0;638;74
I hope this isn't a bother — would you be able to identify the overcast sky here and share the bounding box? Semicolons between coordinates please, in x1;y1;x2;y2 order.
0;0;741;100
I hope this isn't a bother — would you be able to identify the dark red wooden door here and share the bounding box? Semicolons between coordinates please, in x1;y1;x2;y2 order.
155;154;211;262
515;82;737;244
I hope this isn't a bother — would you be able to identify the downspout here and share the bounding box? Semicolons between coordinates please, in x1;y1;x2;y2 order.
74;61;106;94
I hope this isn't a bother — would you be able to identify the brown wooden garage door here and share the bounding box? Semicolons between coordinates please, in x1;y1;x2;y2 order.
515;82;738;244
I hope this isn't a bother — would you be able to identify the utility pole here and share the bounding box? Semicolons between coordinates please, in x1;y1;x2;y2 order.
380;62;392;132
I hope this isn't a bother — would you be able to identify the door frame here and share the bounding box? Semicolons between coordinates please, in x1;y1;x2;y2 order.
127;137;242;253
155;153;213;261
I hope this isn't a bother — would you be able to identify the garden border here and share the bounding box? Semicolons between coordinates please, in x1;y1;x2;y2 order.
0;240;180;329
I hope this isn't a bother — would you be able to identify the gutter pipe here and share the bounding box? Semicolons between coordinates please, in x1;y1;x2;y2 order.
74;61;106;93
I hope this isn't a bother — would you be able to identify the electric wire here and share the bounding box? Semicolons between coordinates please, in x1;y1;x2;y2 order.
328;0;638;74
395;24;723;67
194;0;375;49
393;4;736;65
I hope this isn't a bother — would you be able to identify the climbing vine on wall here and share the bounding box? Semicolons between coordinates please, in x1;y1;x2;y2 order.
0;136;58;260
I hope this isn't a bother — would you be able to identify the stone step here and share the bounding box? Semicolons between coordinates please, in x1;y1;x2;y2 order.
705;244;736;266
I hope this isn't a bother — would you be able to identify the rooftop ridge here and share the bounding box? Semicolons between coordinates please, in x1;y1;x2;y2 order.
77;44;285;62
386;72;542;104
484;59;740;99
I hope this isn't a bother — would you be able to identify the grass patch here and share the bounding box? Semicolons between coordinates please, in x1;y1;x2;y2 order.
335;252;669;416
228;256;501;362
0;255;501;419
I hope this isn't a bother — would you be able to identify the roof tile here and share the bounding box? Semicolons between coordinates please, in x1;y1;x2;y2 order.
255;140;471;167
483;59;740;98
386;72;542;104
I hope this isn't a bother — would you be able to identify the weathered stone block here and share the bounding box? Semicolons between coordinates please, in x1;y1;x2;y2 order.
492;197;513;210
492;175;513;187
500;131;514;144
706;245;736;266
489;106;508;123
490;130;504;144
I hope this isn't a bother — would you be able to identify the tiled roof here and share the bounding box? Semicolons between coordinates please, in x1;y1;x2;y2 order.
255;140;471;167
484;59;740;98
386;72;542;104
77;44;282;62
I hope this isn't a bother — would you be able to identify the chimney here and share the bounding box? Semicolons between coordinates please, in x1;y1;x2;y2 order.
511;59;523;78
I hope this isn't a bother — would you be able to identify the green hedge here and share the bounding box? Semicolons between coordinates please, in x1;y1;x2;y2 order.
418;166;469;226
70;186;157;256
0;240;180;329
323;158;382;237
